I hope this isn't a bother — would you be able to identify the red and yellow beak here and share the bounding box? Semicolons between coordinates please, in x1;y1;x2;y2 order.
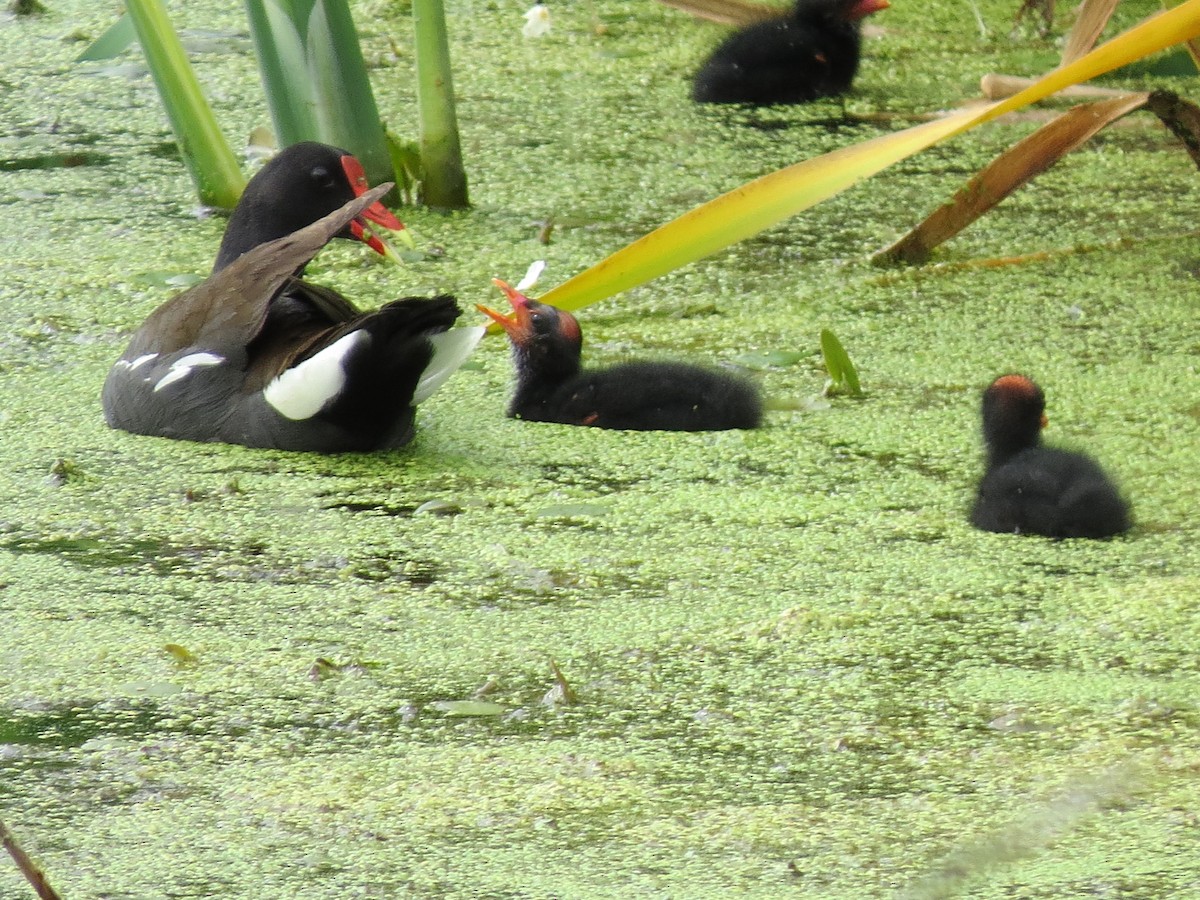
340;154;414;258
476;278;534;339
849;0;889;21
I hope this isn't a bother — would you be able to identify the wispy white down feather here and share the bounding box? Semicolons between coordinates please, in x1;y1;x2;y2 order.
413;326;485;404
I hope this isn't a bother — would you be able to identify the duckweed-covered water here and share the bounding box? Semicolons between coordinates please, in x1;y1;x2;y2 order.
2;0;1199;896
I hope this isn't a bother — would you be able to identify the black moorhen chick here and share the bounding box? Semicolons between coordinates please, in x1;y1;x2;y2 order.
692;0;889;105
477;280;762;431
970;374;1130;538
102;142;482;452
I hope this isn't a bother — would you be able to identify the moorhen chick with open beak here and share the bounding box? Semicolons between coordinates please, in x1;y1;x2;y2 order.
692;0;889;105
102;142;482;452
970;374;1130;538
477;280;762;431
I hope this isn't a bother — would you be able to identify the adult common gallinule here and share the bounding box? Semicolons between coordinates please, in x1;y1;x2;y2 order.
692;0;889;105
477;280;762;431
970;374;1130;538
102;143;482;452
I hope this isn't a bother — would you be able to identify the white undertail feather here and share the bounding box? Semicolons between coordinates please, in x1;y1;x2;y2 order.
263;331;368;420
413;326;486;404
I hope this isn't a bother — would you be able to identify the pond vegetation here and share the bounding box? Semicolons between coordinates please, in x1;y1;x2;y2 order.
2;0;1200;896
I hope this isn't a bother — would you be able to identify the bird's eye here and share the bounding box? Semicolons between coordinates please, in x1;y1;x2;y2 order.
309;166;336;189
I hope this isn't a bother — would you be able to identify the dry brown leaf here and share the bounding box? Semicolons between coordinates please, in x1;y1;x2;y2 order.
655;0;783;27
875;93;1151;266
544;659;579;707
1147;89;1200;165
1062;0;1121;64
980;73;1130;100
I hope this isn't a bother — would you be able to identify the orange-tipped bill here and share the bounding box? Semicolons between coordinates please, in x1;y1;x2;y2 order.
849;0;889;20
340;154;414;258
477;278;534;339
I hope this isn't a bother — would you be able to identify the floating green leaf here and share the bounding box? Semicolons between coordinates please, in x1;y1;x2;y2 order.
117;681;184;697
430;700;506;717
731;349;806;370
162;643;197;665
414;499;462;517
534;503;610;519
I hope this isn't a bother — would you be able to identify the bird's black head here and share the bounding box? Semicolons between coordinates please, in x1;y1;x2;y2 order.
478;280;583;388
981;373;1047;463
213;141;403;272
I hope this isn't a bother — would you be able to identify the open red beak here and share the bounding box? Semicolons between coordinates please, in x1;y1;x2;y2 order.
476;279;534;338
340;154;408;256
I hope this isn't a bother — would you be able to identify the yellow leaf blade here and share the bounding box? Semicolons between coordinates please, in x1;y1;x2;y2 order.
541;0;1200;312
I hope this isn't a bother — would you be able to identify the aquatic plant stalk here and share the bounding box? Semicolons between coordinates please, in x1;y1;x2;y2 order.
0;818;61;900
540;0;1200;311
412;0;469;208
125;0;245;209
244;0;393;187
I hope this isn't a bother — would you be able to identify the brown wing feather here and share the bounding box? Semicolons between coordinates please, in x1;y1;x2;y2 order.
121;184;393;359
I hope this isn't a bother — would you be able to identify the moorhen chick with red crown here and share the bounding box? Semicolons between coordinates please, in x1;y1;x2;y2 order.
103;142;482;452
477;280;762;431
692;0;889;105
970;374;1130;539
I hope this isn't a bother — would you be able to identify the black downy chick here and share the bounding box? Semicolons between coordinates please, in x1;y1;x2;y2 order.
692;0;889;105
970;374;1130;538
478;280;762;431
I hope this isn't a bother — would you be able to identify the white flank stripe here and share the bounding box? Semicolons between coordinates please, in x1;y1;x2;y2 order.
174;352;225;368
128;352;159;371
413;326;485;404
152;352;225;392
263;331;367;420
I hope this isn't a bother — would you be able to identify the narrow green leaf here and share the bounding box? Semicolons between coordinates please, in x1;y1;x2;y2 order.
820;329;862;396
75;13;137;62
125;0;245;208
249;0;319;144
306;0;395;186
